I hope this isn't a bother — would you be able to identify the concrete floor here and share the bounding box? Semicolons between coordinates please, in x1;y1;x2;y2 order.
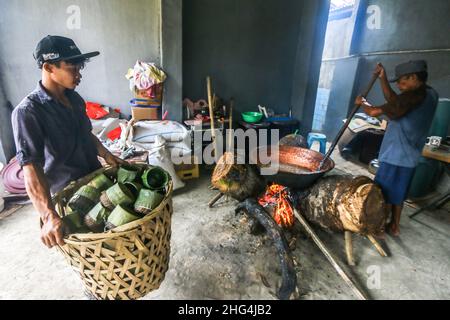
0;150;449;300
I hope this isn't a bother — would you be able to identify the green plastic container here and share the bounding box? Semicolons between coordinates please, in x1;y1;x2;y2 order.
242;112;263;123
408;99;449;199
429;98;450;138
408;158;443;199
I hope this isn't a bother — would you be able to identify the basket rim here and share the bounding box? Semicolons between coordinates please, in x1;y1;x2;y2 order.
51;164;173;244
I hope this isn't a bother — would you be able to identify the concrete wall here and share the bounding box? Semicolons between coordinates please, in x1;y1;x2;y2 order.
183;0;330;133
0;85;15;164
323;0;450;138
290;0;330;135
0;0;163;116
354;0;450;54
0;0;185;162
352;0;450;106
160;0;183;123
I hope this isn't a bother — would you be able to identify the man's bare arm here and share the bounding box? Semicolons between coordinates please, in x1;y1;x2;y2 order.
375;63;397;103
362;105;384;117
355;96;385;117
23;163;65;248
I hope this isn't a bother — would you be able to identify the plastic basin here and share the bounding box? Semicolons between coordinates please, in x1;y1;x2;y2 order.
242;112;263;123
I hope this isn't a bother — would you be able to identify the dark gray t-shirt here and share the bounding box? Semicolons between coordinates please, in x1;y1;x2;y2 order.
379;86;439;168
11;82;102;194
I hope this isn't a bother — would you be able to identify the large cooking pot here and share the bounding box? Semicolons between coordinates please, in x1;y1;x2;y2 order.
250;145;335;189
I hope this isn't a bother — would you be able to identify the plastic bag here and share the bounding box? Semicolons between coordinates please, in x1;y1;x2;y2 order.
147;136;185;191
125;61;167;92
86;101;109;120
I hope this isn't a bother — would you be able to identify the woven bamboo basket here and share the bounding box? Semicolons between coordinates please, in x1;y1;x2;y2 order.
51;164;173;300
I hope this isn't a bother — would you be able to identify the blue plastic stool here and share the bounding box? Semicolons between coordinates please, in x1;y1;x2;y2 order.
307;133;327;154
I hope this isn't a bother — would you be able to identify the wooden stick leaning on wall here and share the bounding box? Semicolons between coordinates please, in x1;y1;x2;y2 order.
206;76;218;159
228;98;234;151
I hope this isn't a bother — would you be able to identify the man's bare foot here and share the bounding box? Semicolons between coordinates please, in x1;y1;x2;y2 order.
386;223;400;237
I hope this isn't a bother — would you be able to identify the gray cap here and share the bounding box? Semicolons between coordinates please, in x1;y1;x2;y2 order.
390;60;428;82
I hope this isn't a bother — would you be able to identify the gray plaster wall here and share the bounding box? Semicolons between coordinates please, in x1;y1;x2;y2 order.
0;85;15;163
290;0;330;135
354;0;450;54
323;57;361;138
0;0;162;118
183;0;330;131
323;0;450;138
161;0;183;123
0;0;188;162
351;0;450;106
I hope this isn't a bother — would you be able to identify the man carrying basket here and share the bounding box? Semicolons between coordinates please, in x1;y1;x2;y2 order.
11;35;125;248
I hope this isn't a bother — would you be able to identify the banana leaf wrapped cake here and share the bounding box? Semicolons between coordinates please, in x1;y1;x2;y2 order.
62;164;170;234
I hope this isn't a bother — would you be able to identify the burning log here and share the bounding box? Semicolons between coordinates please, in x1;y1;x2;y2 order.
299;175;387;236
235;198;297;300
212;152;265;201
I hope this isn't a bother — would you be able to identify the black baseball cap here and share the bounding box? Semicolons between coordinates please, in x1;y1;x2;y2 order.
389;60;428;82
33;35;100;66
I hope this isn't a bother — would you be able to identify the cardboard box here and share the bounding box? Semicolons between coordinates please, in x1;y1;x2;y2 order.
134;83;164;106
131;106;159;121
174;156;199;180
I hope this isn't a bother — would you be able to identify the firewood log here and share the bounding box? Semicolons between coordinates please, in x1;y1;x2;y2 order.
212;152;265;201
299;175;387;236
235;198;297;300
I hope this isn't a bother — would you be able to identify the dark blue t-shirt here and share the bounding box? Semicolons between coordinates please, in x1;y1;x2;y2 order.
11;82;102;194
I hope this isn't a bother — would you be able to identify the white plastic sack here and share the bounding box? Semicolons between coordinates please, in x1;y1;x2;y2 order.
132;121;189;143
147;136;185;191
128;121;192;158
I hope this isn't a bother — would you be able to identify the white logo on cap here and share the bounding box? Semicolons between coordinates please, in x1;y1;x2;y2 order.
43;53;60;60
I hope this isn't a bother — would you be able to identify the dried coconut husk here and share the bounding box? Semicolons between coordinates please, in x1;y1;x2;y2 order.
87;173;114;192
101;183;135;210
105;205;141;230
117;165;139;184
67;186;100;215
134;189;164;215
211;152;265;201
84;203;111;233
141;167;169;190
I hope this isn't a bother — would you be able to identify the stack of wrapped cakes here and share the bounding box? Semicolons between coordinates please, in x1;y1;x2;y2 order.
62;165;169;234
